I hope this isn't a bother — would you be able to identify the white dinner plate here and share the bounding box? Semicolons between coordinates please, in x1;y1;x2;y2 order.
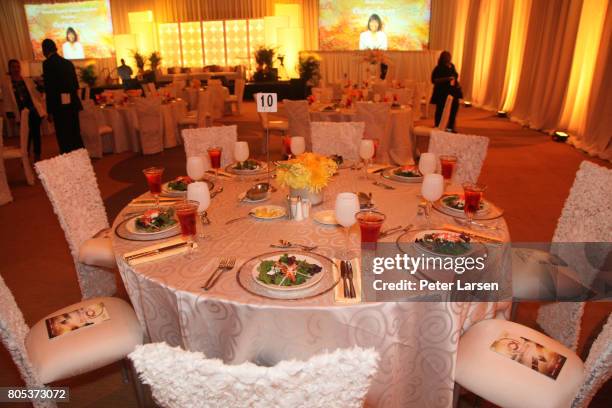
383;167;423;183
125;216;179;236
250;205;286;220
225;161;268;175
313;210;338;226
439;194;490;215
238;191;271;203
413;229;477;257
251;254;324;292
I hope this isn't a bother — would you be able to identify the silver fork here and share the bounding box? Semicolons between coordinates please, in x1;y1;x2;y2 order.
372;181;395;190
270;240;318;251
202;257;236;291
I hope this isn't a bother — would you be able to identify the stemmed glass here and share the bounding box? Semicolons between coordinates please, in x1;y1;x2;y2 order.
439;155;457;185
282;136;292;159
207;146;223;181
335;192;360;260
186;156;207;181
463;183;486;229
142;167;164;208
187;181;211;239
290;136;306;156
359;139;375;179
371;138;380;162
174;200;199;257
234;141;249;166
418;152;437;176
421;174;444;226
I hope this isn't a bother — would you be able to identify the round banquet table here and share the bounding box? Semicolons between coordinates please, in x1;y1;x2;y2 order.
309;105;416;165
112;169;511;407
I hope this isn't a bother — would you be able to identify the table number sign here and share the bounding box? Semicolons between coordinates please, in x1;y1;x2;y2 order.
256;93;278;113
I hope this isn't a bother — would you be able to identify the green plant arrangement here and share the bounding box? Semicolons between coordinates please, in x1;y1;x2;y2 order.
298;52;321;86
78;64;97;87
254;46;275;71
132;50;146;73
149;51;162;71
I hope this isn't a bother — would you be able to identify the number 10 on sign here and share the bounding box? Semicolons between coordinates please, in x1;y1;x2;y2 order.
257;93;277;113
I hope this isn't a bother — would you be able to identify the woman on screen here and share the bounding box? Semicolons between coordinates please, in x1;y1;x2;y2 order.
359;14;388;50
62;27;84;60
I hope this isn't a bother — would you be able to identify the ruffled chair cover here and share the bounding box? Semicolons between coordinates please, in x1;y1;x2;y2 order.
355;102;391;164
0;274;53;408
79;108;103;158
34;149;116;299
428;130;489;184
182;125;237;168
134;97;164;155
284;100;312;150
0;118;13;205
537;162;612;350
130;342;379;408
572;313;612;408
311;121;365;161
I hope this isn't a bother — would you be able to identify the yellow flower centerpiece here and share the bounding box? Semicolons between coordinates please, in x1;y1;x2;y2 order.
276;153;337;205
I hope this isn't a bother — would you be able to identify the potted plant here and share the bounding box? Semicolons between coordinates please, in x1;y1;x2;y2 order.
78;64;97;88
132;50;146;79
149;51;162;81
253;46;277;81
275;152;338;205
298;52;321;93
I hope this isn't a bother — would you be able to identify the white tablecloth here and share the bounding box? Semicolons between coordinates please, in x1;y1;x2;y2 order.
310;106;416;164
112;170;511;407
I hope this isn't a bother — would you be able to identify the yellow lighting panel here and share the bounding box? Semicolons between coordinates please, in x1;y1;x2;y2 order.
180;22;203;67
202;21;226;66
248;19;265;70
225;20;248;67
158;23;181;67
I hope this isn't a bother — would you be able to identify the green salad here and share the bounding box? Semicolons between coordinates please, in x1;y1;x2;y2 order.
415;232;472;256
167;176;193;191
233;160;260;171
257;254;322;286
135;208;177;232
442;195;485;211
394;166;421;177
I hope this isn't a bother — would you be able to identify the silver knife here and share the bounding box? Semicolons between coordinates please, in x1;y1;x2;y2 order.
346;261;357;298
340;261;349;298
124;241;190;261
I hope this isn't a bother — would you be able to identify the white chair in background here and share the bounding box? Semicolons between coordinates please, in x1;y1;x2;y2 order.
512;161;612;351
134;97;164;155
146;82;158;96
207;79;222;86
311;122;365;161
413;95;453;140
284;100;312;150
208;83;226;119
2;109;35;185
456;313;611;408
311;87;333;103
34;149;118;299
129;342;379;408
79;108;113;158
179;89;211;129
355;102;391;163
182;125;237;168
0;117;13;205
0;272;143;408
225;79;245;115
427;129;489;184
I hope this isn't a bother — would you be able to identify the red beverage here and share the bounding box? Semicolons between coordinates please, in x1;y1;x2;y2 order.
207;147;222;169
142;167;164;195
356;211;386;249
282;136;292;156
372;139;380;159
175;201;198;238
440;155;457;181
463;183;486;218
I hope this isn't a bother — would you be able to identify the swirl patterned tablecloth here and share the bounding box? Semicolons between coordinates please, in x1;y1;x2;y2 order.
112;169;511;407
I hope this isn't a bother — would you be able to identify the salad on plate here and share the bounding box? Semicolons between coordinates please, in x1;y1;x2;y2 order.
414;230;472;256
393;166;421;178
441;195;486;212
134;208;177;233
257;254;322;287
167;176;193;192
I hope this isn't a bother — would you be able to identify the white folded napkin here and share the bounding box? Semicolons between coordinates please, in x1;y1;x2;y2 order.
123;237;196;265
332;258;362;304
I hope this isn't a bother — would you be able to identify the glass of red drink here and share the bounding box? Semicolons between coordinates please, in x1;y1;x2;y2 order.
462;183;486;227
142;167;164;208
439;155;457;183
174;200;199;255
356;211;386;250
207;146;223;180
282;136;292;159
372;138;380;161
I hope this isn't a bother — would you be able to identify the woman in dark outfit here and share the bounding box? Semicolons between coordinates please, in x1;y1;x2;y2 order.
430;51;461;131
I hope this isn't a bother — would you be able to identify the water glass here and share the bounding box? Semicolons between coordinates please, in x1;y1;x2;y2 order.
421;173;444;226
186;156;207;181
418;153;437;175
335;192;360;260
290;136;306;156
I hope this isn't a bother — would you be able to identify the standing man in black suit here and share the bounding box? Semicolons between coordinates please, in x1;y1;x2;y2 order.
42;39;84;153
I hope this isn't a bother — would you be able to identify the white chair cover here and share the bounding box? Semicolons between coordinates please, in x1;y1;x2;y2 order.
232;79;245;114
428;130;489;184
208;84;226;119
130;342;379;408
147;83;158;96
284;100;312;149
196;89;211;128
311;121;365;161
79;108;103;158
182;125;237;168
355;102;391;164
34;149;116;299
0;118;13;205
311;87;333;103
536;162;612;350
134;97;164;155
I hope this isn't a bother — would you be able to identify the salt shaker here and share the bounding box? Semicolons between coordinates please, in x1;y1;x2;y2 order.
294;196;304;221
286;194;293;220
301;198;311;218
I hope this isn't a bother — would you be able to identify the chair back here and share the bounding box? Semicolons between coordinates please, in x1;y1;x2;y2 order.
233;79;245;113
196;90;211;128
134;97;163;155
207;84;226;119
311;122;364;161
284;100;312;149
355;102;391;163
428;130;489;184
0;117;13;205
182;125;237;168
79;108;103;158
537;162;612;350
0;273;43;391
208;79;222;86
572;313;612;408
147;83;158;96
34;149;115;299
437;95;453;130
19;109;29;157
371;83;387;100
130;342;379;408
